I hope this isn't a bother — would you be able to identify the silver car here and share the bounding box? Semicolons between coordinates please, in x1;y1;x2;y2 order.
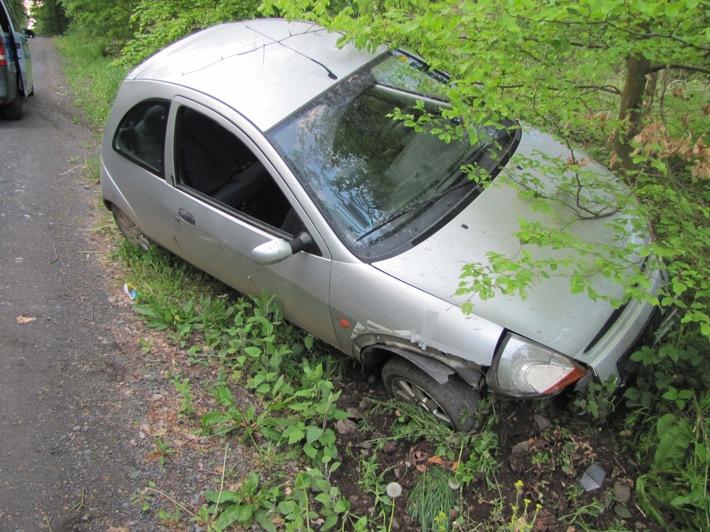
101;19;661;430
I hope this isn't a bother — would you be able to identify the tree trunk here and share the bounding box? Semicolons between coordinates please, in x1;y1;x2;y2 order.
611;54;651;172
644;71;658;113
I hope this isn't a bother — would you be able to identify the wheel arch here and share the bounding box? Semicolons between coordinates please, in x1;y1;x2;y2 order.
360;344;485;391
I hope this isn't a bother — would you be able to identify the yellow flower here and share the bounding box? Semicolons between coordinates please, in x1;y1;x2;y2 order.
514;480;524;490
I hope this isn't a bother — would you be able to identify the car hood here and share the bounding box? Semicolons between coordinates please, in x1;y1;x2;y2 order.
372;128;645;357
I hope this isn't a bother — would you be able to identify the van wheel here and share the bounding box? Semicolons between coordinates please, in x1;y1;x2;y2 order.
111;204;151;250
381;357;480;432
3;95;23;120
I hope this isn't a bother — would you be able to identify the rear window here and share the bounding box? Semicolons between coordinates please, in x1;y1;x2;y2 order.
113;100;169;176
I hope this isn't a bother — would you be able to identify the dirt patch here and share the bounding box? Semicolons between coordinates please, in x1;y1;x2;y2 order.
330;371;662;531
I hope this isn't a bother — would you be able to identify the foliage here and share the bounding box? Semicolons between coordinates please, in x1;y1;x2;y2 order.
623;333;710;529
4;0;28;28
256;3;709;528
34;0;260;61
58;0;136;52
128;277;352;528
54;32;129;128
121;0;261;65
260;0;710;332
106;225;661;530
29;0;69;35
573;377;619;419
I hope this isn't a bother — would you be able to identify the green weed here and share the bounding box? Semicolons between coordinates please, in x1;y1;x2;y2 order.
355;451;395;524
406;466;457;532
507;480;541;532
171;374;196;418
157;506;181;528
573;377;619;419
623;335;710;530
203;471;281;531
453;429;500;491
151;437;176;467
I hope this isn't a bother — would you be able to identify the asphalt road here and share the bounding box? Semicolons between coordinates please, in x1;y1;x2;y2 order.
0;38;153;530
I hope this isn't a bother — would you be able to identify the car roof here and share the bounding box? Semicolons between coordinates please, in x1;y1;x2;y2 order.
128;19;383;131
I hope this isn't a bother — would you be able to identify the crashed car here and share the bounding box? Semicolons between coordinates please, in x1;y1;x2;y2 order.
101;19;662;430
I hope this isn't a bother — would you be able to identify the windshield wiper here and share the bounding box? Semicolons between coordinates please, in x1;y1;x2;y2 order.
355;141;493;243
355;178;483;242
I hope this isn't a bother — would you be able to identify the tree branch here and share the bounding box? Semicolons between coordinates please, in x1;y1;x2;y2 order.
575;85;622;96
648;62;710;75
492;84;620;96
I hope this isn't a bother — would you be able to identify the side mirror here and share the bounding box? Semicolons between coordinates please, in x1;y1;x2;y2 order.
250;232;314;266
251;238;293;265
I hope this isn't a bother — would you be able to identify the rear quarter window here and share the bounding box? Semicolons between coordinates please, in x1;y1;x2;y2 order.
113;100;169;176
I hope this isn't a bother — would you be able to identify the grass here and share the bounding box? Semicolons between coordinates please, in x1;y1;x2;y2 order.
54;31;128;129
406;466;457;532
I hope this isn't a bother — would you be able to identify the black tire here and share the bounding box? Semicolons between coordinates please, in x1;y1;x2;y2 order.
3;95;23;120
111;204;152;250
382;357;480;432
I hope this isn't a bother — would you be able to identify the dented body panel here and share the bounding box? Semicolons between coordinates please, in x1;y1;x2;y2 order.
329;260;503;367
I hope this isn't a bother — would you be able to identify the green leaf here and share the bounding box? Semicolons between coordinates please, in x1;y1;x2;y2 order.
333;498;350;513
614;504;632;519
203;490;241;503
306;426;324;444
303;442;318;459
210;385;235;406
314;492;331;505
255;510;278;532
283;422;305;444
654;415;692;468
294;471;311;490
214;504;242;529
244;346;261;357
237;503;254;523
244;471;260;492
322;512;339;530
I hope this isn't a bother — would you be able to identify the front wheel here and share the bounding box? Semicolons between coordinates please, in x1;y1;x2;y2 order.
382;357;480;432
111;204;151;250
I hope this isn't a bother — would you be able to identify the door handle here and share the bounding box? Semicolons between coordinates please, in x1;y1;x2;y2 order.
177;208;195;225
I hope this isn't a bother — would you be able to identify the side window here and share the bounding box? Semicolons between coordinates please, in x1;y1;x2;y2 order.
113;100;169;176
175;107;306;236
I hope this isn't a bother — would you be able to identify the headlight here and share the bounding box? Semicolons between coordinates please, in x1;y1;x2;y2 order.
487;332;587;397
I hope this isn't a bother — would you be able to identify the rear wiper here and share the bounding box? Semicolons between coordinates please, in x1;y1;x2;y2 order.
355;178;482;242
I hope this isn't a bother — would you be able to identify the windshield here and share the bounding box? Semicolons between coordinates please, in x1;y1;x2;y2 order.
268;51;518;260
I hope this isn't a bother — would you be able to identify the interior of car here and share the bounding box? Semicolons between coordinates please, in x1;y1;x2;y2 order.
176;107;295;232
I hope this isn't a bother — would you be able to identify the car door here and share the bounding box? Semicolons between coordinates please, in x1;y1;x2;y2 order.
162;98;338;346
107;99;179;250
0;0;31;95
14;29;30;94
0;3;17;99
